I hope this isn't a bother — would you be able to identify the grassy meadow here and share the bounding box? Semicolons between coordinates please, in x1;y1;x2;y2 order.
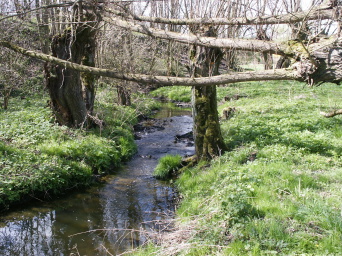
136;80;342;255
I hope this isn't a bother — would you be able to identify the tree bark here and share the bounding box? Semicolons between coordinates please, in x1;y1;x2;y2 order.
2;37;342;85
45;30;88;127
117;84;131;106
190;26;227;160
44;2;100;127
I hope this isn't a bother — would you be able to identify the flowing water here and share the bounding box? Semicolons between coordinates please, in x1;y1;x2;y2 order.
0;104;193;256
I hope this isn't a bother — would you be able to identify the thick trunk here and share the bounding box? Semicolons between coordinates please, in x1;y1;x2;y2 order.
44;2;99;127
294;37;342;84
191;27;227;160
192;85;227;160
45;31;88;127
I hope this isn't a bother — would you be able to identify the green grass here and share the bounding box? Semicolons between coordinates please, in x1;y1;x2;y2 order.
134;80;342;255
150;86;192;102
154;154;183;180
0;85;157;212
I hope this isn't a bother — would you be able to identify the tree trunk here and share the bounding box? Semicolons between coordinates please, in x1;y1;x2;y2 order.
192;85;227;160
44;2;100;127
45;30;88;127
257;28;273;70
117;84;131;106
80;32;97;115
3;88;12;110
0;40;300;85
190;26;227;161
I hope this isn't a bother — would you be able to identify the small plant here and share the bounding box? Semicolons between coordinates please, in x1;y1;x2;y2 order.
154;154;183;180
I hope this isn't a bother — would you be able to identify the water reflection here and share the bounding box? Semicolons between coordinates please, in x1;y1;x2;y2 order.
0;109;194;256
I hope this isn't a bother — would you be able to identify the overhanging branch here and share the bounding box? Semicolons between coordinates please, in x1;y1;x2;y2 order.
0;40;299;86
104;17;286;54
107;4;337;26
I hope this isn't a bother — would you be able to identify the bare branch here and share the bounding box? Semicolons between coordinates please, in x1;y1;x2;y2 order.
103;16;287;54
106;6;337;26
0;40;299;86
0;2;75;22
320;109;342;117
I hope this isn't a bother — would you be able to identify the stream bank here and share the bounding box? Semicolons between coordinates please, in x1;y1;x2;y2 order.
0;104;193;256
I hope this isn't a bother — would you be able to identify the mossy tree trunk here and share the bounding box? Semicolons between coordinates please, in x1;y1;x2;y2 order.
44;2;99;127
190;26;227;161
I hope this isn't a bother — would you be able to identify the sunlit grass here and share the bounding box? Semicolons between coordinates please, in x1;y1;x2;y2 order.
150;86;192;102
135;80;342;255
154;154;183;180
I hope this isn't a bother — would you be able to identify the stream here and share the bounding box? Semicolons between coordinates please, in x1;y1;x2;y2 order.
0;103;194;256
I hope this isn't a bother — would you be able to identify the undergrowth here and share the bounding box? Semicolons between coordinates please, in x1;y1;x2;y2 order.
0;84;156;212
133;81;342;255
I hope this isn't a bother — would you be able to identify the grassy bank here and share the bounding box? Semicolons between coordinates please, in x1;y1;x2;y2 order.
135;81;342;255
0;85;159;212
